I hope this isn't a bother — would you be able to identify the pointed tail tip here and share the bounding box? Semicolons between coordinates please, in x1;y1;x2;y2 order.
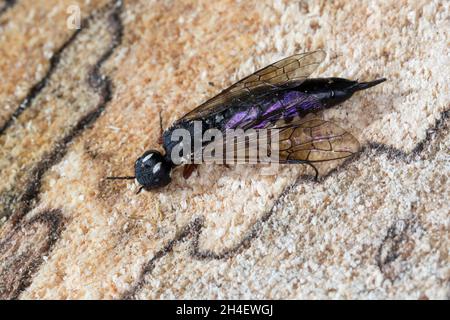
355;78;387;91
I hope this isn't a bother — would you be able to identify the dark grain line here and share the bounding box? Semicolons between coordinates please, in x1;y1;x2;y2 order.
0;23;82;135
364;109;449;161
0;0;123;135
0;209;64;299
376;220;409;269
122;217;204;300
375;217;422;282
0;0;124;300
9;0;123;225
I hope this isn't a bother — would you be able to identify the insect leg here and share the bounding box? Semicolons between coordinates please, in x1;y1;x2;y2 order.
157;108;164;145
183;164;198;179
159;109;164;135
305;162;319;181
136;186;144;195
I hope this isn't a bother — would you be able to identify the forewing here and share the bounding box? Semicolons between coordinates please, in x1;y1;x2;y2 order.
181;50;326;121
203;117;360;171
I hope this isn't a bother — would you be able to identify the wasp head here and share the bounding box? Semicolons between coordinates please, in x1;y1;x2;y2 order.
135;150;173;190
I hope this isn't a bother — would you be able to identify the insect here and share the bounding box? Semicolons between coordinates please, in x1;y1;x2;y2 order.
108;50;386;192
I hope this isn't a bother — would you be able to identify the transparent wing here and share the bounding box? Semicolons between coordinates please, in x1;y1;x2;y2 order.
181;50;326;121
199;117;360;171
276;118;360;164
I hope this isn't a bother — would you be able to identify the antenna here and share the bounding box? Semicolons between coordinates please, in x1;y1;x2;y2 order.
106;176;135;180
107;175;144;194
159;108;164;135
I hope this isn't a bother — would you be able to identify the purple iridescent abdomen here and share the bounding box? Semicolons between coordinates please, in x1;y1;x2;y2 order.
224;90;321;129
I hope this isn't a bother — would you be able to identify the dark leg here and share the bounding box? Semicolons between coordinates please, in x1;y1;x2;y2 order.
183;164;198;179
306;162;319;181
136;186;144;195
